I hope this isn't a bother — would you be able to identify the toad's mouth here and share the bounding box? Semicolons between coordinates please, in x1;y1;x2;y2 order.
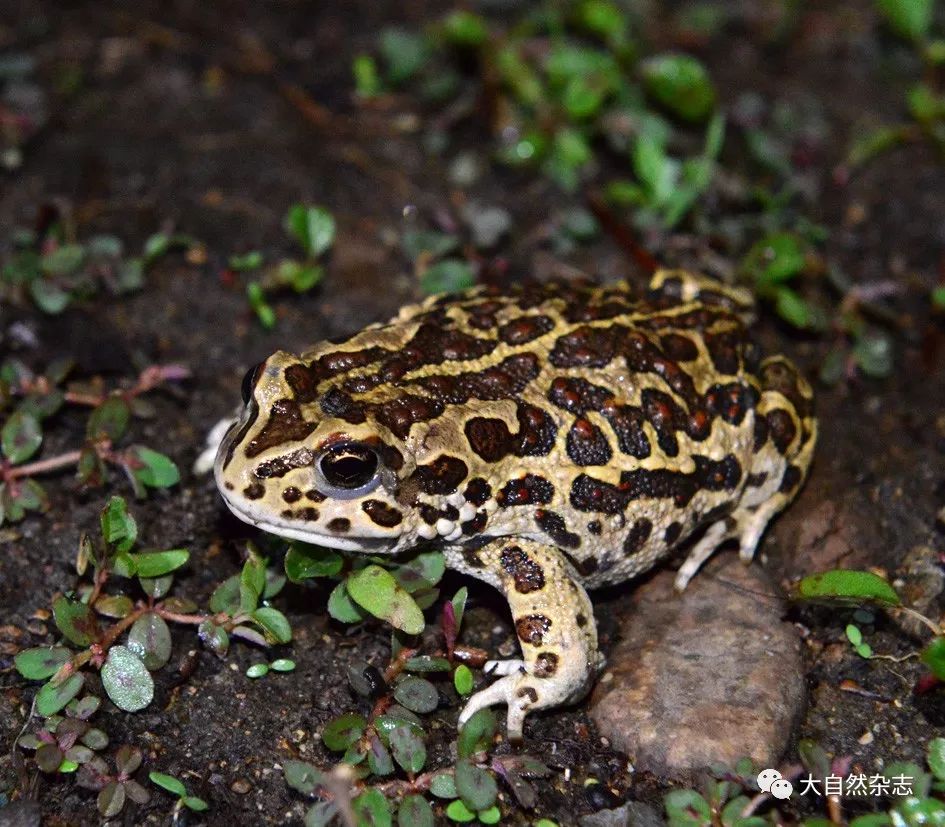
218;494;400;553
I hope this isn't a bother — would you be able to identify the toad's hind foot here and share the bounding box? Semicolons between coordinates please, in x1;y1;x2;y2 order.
449;538;600;742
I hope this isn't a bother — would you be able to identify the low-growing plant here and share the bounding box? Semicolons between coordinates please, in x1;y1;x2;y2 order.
0;358;187;526
149;771;209;815
229;202;336;328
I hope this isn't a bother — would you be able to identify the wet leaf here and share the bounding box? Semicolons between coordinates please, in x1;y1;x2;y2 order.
271;658;296;672
94;594;133;619
241;549;267;609
793;570;901;607
2;410;42;463
101;496;137;552
115;744;143;776
458;708;497;758
455;759;497;811
80;728;108;750
446;799;476;822
454;664;474;696
149;771;187;797
398;794;434;827
430;770;457;798
368;734;395;777
285;542;343;581
138;574;173;599
478;805;501;824
36;673;85;717
251;607;292;644
394;551;445;592
53;595;100;646
393;675;439;713
346;565;425;634
129;548;188;578
322;713;367;752
389;724;426;774
36;743;66;773
246;663;269;678
130;447;180;488
403;655;451;673
352;788;392;827
87;397;130;442
375;710;424;744
68;695;101;720
198;619;230;657
209;574;241;614
101;646;154;711
182;796;208;811
642;54;716;122
284;759;324;794
98;780;126;817
14;646;71;680
285;204;336;258
127;613;172;670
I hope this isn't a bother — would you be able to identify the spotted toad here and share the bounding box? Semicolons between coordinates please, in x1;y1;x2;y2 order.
214;270;816;740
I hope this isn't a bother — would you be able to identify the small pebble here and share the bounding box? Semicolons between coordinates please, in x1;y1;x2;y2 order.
231;778;252;794
858;731;874;745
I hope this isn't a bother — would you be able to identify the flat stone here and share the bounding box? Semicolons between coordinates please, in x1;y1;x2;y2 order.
590;555;805;775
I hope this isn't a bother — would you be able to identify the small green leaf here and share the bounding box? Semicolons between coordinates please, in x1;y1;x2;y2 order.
100;496;137;552
36;673;85;717
247;281;276;329
379;27;432;85
394;551;446;592
743;233;807;287
53;596;100;647
845;624;863;646
353;54;382;98
94;594;134;619
665;789;713;822
441;10;488;46
928;737;945;781
403;656;451;673
642;53;716;122
446;799;476;822
856;642;873;658
115;745;142;775
98;781;126;818
402;230;459;261
285;543;343;581
322;713;367;752
346;565;426;634
29;279;71;314
246;663;269;678
251;607;293;644
2;410;42;463
393;676;439;714
454;664;474;696
876;0;933;40
149;771;187;797
284;205;336;258
852;332;894;378
228;251;263;271
455;759;497;811
130;447;180;488
368;735;395;777
209;574;240;614
932;285;945;310
457;708;497;758
327;581;369;624
793;570;901;606
451;587;467;634
101;646;154;712
389;724;427;774
14;647;71;680
351;788;392;827
430;771;458;798
420;259;475;295
129;549;189;578
270;658;296;672
41;244;85;276
86;398;130;442
283;760;323;794
398;794;434;827
478;805;501;824
921;637;945;680
127;613;172;670
182;796;209;812
139;574;173;599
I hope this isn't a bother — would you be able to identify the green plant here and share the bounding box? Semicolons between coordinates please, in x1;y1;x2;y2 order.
0;359;186;526
1;221;194;314
237;203;336;328
149;771;209;814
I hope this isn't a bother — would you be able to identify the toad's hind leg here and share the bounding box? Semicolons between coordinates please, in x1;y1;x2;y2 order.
445;539;601;742
675;355;817;592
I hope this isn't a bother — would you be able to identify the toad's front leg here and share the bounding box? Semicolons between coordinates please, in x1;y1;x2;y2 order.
448;538;601;742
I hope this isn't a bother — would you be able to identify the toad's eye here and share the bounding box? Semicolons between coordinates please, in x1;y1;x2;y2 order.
316;443;381;497
241;362;264;404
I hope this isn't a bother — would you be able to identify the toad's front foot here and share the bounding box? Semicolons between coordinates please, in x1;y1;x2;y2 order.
449;538;600;741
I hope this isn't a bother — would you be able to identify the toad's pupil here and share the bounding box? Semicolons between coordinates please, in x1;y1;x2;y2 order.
241;363;263;404
320;447;378;488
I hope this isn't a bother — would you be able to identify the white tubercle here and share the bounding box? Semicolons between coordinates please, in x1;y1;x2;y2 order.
458;503;478;521
417;523;438;540
435;518;456;536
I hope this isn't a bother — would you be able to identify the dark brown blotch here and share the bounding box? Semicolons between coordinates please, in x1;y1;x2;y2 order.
623;518;653;555
498;314;554;346
362;500;403;527
566;418;613;466
412;455;469;496
534;509;581;549
497;474;554;507
534;652;559;678
499;546;546;593
326;517;351;533
243;482;265;500
465;417;516;463
463;478;492;506
245;399;316;458
282;486;302;503
515;614;552;646
766;409;797;454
